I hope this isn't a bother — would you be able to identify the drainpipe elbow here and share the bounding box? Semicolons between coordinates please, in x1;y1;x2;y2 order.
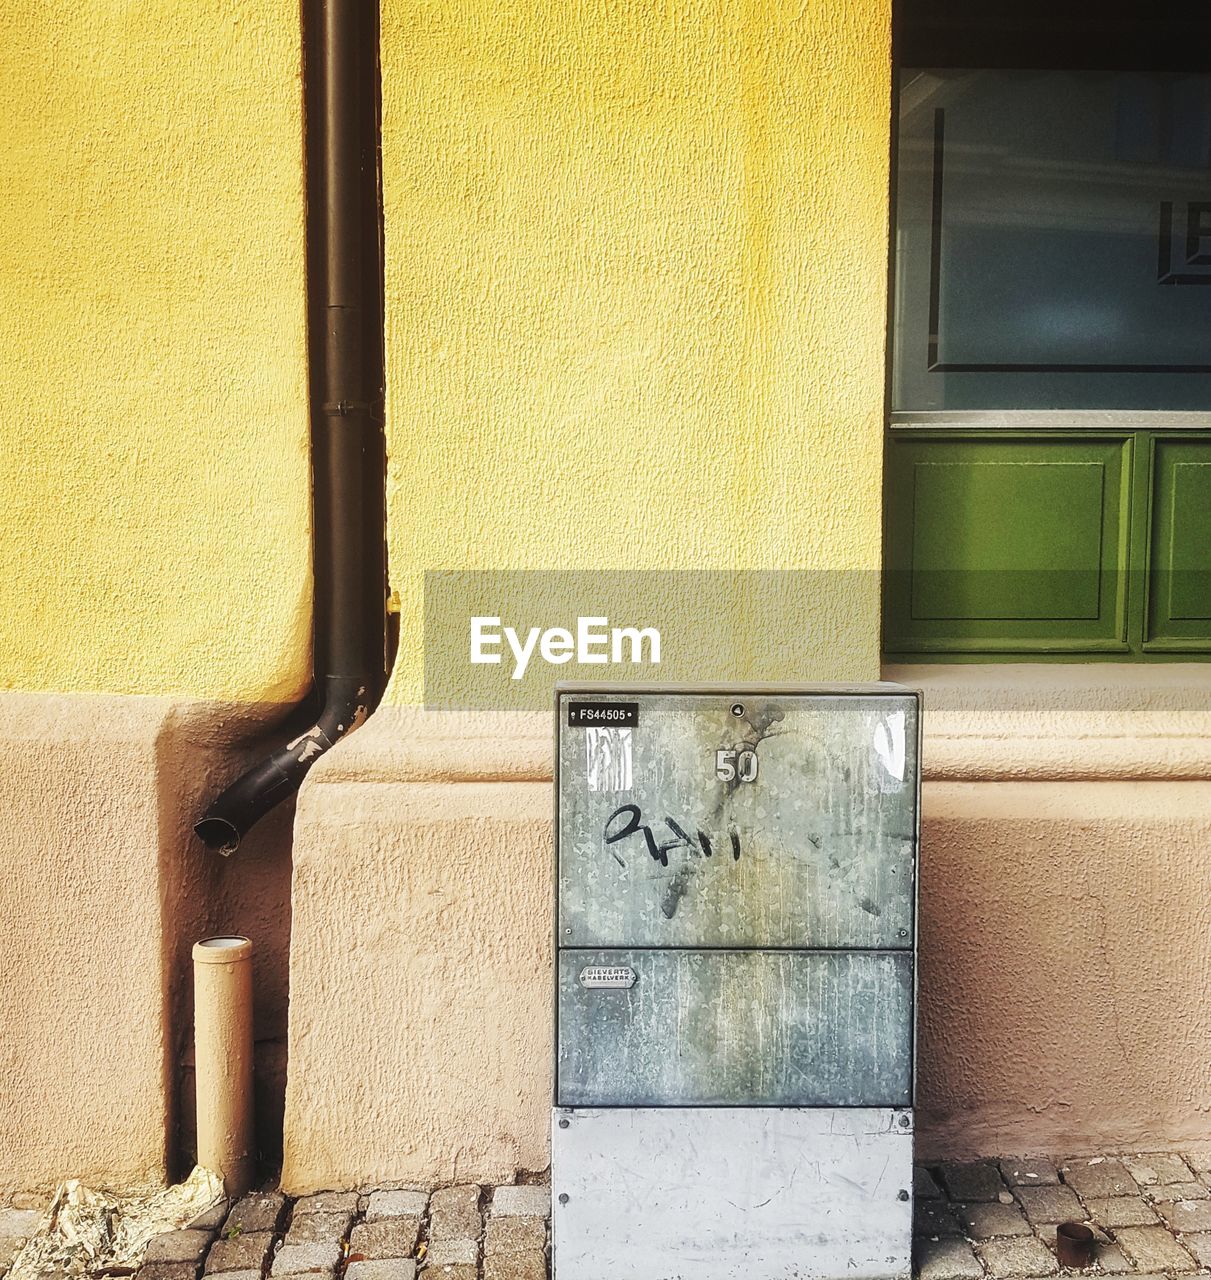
193;675;377;855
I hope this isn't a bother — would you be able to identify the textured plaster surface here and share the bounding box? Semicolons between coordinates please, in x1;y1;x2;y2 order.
0;0;311;702
285;683;1211;1185
0;692;296;1193
283;719;554;1191
916;779;1211;1159
379;0;893;702
0;695;172;1192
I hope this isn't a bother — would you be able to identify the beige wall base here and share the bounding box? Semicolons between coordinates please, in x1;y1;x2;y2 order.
903;665;1211;1154
282;675;1211;1188
0;694;171;1193
281;770;553;1192
0;691;295;1194
917;779;1211;1159
9;676;1198;1191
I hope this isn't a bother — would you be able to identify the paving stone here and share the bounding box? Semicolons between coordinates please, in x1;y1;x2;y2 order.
482;1252;546;1280
915;1201;962;1238
425;1239;478;1266
136;1264;199;1280
957;1201;1032;1239
345;1263;417;1280
0;1239;25;1270
490;1186;550;1218
204;1233;275;1274
199;1272;260;1280
940;1162;1008;1203
286;1213;354;1246
1183;1233;1211;1267
292;1193;358;1217
1157;1197;1211;1233
429;1186;481;1240
348;1219;421;1261
915;1167;943;1200
1114;1225;1198;1273
270;1242;342;1276
915;1237;985;1280
1093;1243;1132;1274
226;1193;287;1235
1000;1159;1060;1188
1014;1184;1084;1225
0;1212;40;1240
1188;1148;1211;1173
420;1267;475;1280
188;1202;230;1232
484;1217;546;1255
977;1237;1057;1278
1061;1158;1136;1199
1147;1181;1209;1202
1123;1153;1193;1187
365;1191;427;1222
1084;1196;1159;1228
144;1232;214;1264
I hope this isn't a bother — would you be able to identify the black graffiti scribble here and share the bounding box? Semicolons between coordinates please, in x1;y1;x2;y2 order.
604;803;740;869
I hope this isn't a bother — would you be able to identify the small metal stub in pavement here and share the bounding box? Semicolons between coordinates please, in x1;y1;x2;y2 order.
1056;1221;1096;1268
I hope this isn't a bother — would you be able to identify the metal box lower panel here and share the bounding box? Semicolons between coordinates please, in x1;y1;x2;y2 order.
551;1106;913;1280
557;948;913;1107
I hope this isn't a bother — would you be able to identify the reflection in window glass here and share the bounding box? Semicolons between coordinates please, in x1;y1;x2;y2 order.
892;70;1211;411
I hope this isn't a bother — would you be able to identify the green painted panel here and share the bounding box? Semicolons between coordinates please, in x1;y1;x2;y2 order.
910;462;1104;620
1146;439;1211;650
885;435;1131;653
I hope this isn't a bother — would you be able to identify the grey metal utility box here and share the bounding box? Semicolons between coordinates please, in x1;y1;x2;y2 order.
552;684;920;1280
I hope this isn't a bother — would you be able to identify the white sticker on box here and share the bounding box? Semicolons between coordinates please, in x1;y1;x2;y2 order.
873;710;906;783
585;726;633;792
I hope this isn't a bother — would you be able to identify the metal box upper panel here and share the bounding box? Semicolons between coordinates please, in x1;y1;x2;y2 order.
551;1106;913;1280
557;689;919;949
557;948;914;1108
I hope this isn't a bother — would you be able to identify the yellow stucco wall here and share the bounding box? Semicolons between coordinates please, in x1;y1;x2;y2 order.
0;1;311;703
3;0;890;701
382;0;893;703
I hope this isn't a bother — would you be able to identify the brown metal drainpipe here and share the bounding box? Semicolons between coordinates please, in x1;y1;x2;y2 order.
194;0;388;854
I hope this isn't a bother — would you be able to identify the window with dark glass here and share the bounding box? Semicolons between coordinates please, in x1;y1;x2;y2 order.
884;4;1211;661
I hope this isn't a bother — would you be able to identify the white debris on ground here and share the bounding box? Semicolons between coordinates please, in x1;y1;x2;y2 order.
8;1167;223;1280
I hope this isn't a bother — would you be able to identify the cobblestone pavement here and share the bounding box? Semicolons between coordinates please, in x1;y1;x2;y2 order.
917;1153;1211;1280
2;1152;1210;1280
0;1183;550;1280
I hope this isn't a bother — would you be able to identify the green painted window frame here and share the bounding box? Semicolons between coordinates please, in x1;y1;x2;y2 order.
883;426;1211;661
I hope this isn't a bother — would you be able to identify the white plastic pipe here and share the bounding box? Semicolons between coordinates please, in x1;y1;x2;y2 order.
193;936;255;1196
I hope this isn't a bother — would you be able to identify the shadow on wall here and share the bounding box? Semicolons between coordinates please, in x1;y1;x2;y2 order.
157;706;298;1177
